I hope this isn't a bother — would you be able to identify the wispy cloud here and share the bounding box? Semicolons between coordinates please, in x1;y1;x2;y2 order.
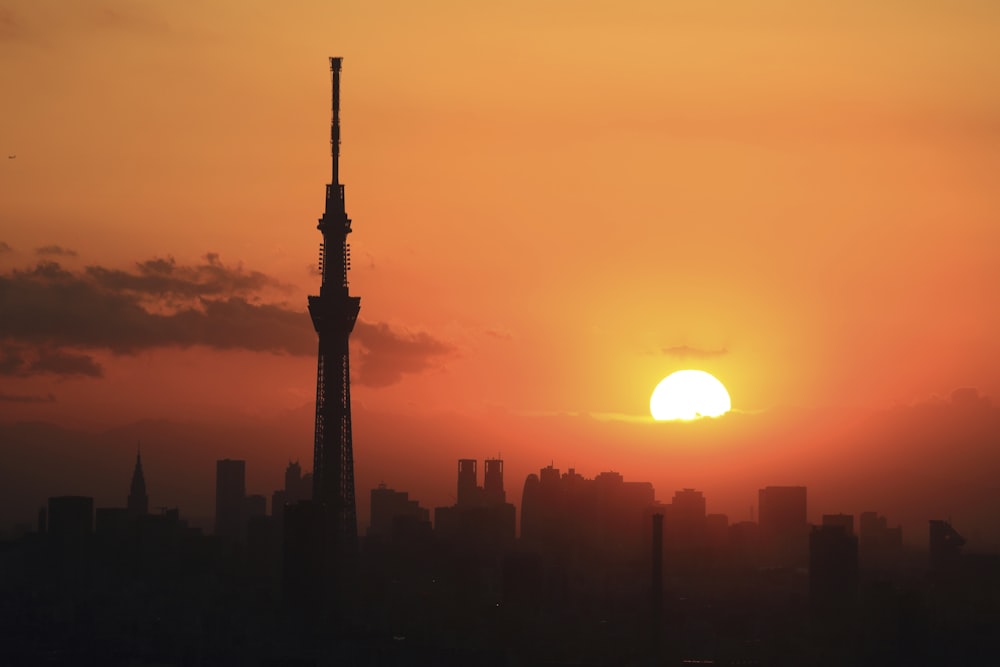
86;253;290;301
0;391;55;403
662;345;728;359
0;342;102;378
484;328;514;341
35;245;77;258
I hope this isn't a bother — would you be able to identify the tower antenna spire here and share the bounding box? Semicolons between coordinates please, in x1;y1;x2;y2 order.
330;57;342;189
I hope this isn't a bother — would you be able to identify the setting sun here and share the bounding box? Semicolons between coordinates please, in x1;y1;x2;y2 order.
650;370;732;421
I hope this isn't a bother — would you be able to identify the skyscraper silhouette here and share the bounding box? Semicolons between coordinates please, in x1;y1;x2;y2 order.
127;445;148;518
483;458;506;505
929;519;966;574
308;56;360;546
215;458;246;541
809;523;859;617
859;511;902;571
758;485;808;567
457;459;478;506
666;488;707;550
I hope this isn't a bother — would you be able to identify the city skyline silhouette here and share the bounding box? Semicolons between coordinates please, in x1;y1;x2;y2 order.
6;439;999;664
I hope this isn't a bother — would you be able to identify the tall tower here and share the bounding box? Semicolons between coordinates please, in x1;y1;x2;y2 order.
309;56;361;546
127;445;148;518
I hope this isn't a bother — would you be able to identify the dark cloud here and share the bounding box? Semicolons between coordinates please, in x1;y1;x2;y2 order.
353;321;456;387
484;328;514;341
35;245;78;258
0;258;314;368
662;345;729;359
950;387;991;410
0;342;102;378
0;241;12;254
86;253;287;299
0;343;23;375
912;388;994;414
0;391;55;403
28;349;102;377
0;255;453;385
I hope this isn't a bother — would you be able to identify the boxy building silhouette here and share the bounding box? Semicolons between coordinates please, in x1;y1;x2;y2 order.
215;459;246;541
758;486;808;567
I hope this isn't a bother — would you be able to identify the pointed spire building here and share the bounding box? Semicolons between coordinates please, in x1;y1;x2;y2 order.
128;445;149;517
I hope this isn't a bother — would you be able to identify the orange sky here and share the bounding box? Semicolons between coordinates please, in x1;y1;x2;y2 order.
2;1;999;542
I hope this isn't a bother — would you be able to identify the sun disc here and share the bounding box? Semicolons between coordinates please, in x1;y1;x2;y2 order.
650;370;731;421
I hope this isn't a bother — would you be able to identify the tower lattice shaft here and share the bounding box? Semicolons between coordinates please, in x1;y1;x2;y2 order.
308;56;360;547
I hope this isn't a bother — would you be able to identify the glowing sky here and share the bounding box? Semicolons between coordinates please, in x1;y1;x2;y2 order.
2;1;999;541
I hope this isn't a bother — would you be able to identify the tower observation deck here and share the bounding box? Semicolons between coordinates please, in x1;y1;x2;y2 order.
308;56;361;548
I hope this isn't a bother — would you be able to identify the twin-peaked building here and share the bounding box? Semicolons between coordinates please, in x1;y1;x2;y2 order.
434;458;516;554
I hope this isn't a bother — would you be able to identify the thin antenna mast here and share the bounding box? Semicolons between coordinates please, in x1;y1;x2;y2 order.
330;57;342;188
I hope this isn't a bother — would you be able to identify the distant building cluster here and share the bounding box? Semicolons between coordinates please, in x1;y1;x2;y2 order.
521;465;654;561
32;448;917;591
40;447;199;546
10;444;999;665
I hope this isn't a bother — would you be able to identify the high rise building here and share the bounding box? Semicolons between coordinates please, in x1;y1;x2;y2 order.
483;458;506;505
457;459;479;507
520;465;658;562
127;445;148;518
272;461;312;527
272;490;287;520
245;494;267;519
705;513;730;550
520;473;541;542
286;460;302;489
758;486;808;567
651;512;664;616
929;519;965;573
859;511;902;571
435;458;516;553
308;56;361;547
368;484;431;543
665;488;707;551
809;523;859;616
822;513;854;536
215;459;246;541
284;460;310;504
